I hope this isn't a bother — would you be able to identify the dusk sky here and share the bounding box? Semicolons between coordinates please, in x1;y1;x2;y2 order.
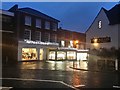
1;2;118;33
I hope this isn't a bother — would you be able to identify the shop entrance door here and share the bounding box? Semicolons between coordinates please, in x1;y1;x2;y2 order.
40;49;43;60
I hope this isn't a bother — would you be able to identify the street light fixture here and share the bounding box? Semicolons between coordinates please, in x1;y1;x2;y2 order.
75;40;79;44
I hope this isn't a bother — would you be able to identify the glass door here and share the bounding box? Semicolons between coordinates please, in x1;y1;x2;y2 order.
40;49;43;60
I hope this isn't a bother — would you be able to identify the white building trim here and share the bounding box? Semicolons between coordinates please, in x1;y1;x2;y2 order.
0;9;14;16
0;30;14;33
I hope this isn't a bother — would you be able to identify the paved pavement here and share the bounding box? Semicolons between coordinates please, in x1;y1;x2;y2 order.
2;60;120;89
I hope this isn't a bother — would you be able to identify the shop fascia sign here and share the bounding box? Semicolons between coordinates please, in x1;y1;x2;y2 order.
24;39;59;46
57;47;78;50
57;47;89;51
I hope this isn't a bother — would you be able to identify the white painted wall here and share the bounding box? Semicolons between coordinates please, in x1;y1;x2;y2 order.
86;8;119;49
118;24;120;49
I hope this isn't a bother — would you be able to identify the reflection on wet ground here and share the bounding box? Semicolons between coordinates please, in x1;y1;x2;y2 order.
17;60;88;71
2;60;120;88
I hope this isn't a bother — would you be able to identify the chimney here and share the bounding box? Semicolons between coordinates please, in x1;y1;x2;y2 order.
59;27;62;29
9;4;18;12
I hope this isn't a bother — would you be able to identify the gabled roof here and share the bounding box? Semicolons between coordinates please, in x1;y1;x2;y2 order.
104;4;120;25
85;8;104;33
86;4;120;33
18;7;60;22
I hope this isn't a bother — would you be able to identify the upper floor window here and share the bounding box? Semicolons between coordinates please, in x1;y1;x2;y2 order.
50;34;57;42
25;16;31;26
36;19;41;28
61;40;65;47
24;29;31;40
43;32;50;42
45;21;50;30
69;40;73;48
98;20;102;29
35;31;41;41
52;23;57;31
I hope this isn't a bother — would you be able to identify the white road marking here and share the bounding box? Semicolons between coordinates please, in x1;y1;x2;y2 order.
0;87;13;90
0;78;61;83
0;78;85;90
74;84;85;87
60;82;79;90
113;86;120;88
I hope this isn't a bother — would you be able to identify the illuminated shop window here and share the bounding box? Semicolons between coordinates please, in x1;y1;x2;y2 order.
40;49;43;60
57;51;66;60
22;48;37;60
98;20;102;29
25;16;31;26
67;51;76;60
77;53;88;60
49;51;55;60
61;41;65;47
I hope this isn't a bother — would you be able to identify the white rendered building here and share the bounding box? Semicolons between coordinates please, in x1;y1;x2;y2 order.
86;4;120;50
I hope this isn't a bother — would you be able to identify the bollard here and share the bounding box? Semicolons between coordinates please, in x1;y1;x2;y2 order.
115;59;118;71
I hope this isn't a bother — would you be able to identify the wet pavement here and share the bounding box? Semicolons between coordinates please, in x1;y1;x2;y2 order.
2;60;120;89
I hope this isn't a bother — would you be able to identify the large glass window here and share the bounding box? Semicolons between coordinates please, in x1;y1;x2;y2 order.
49;51;55;60
35;31;41;41
22;48;37;60
36;19;41;28
67;51;76;60
77;53;88;60
24;29;31;40
57;51;66;60
25;16;31;26
45;21;50;29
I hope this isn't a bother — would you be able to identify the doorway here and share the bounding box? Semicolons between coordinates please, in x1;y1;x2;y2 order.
40;49;43;60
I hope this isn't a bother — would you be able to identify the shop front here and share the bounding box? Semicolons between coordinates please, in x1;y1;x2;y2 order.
49;48;89;61
18;40;59;61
